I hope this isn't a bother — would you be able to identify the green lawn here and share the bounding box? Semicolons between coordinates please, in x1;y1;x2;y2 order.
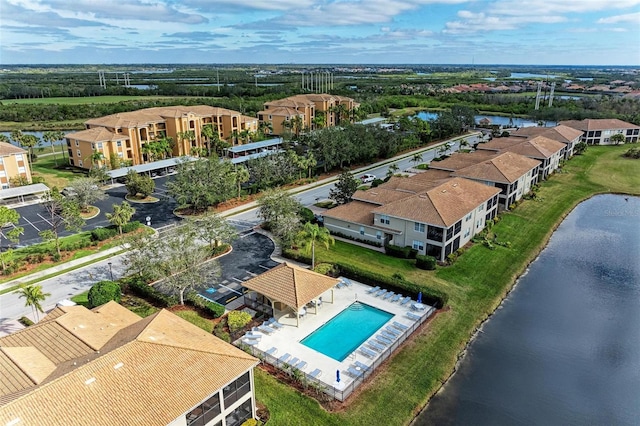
174;310;214;333
258;145;640;425
31;155;86;188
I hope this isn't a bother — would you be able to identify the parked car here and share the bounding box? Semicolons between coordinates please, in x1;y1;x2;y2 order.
360;174;376;183
60;187;77;198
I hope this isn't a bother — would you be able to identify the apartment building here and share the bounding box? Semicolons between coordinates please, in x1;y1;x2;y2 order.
476;135;565;179
512;124;583;159
258;93;359;135
65;105;257;170
429;151;541;210
0;302;259;426
0;143;31;189
323;176;500;261
559;118;640;144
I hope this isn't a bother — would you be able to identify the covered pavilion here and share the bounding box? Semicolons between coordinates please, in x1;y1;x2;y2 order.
242;262;340;327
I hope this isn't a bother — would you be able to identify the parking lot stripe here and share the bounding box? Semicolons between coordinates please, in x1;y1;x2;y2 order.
258;264;271;270
37;213;53;227
218;283;242;295
22;215;41;232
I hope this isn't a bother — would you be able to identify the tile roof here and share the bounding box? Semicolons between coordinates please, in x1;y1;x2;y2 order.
512;125;583;143
322;200;376;225
477;135;564;159
65;127;129;143
373;177;500;227
0;143;26;157
242;262;339;311
0;307;257;426
558;118;640;131
352;187;414;205
452;152;540;183
428;150;497;171
258;106;304;117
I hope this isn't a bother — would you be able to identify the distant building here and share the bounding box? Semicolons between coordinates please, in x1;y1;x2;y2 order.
65;105;258;170
258;94;359;136
512;124;584;159
559;118;640;145
0;302;259;426
0;143;31;189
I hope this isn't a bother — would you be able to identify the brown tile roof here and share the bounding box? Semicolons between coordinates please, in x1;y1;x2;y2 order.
242;262;339;311
258;106;304;117
322;200;376;225
352;187;414;205
428;150;497;171
478;135;564;159
453;152;540;183
0;309;258;426
0;143;26;157
65;127;129;143
373;177;500;227
512;125;583;143
559;118;640;131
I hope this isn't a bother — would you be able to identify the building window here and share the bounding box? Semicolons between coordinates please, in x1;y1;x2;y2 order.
223;372;251;409
359;226;365;235
464;228;470;238
465;213;472;221
117;141;122;148
75;140;79;147
427;225;443;242
454;220;462;235
16;154;23;161
412;240;424;251
186;392;221;426
414;222;425;233
225;398;252;426
78;160;83;167
97;142;103;149
445;227;454;241
379;215;390;225
477;204;484;212
376;231;382;240
76;149;81;157
18;166;26;173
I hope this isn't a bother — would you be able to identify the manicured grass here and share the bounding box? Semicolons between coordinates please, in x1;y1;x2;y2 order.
70;291;89;307
258;145;640;425
174;309;214;333
31;155;86;188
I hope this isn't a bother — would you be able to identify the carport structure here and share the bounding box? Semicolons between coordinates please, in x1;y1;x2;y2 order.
242;262;340;327
105;156;198;183
0;183;49;206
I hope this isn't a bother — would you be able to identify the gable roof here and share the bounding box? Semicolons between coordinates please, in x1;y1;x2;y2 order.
477;135;564;159
0;305;257;426
373;177;500;227
559;118;640;132
0;143;26;157
453;152;540;183
65;127;130;143
242;262;339;311
512;125;583;143
322;200;377;226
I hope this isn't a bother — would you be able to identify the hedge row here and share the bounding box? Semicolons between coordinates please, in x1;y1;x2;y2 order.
124;276;178;308
283;249;447;308
185;292;226;318
91;221;142;242
415;255;437;270
385;244;418;259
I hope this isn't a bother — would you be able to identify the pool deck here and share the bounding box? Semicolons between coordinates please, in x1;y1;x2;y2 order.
240;279;433;391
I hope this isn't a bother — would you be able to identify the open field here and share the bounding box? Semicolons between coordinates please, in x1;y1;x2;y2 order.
2;95;176;105
258;145;640;425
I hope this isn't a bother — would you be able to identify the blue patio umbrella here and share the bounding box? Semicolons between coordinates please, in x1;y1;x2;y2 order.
336;370;341;383
417;292;422;304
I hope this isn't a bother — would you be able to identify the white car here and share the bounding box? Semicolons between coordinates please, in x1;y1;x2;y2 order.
360;174;376;183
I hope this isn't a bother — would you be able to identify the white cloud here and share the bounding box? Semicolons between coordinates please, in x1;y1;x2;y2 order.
444;10;566;34
597;12;640;24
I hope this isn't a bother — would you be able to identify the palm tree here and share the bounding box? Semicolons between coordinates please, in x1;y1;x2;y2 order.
43;131;60;165
386;163;399;179
291;115;304;138
411;152;423;168
0;134;9;144
18;134;40;171
17;284;51;322
201;124;216;155
234;165;250;198
258;120;273;138
106;201;136;235
86;150;105;169
297;222;334;270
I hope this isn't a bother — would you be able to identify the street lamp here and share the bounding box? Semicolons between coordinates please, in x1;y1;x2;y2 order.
108;262;114;281
146;216;152;227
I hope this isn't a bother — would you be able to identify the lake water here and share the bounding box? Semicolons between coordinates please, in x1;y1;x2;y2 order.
415;112;555;128
414;194;640;425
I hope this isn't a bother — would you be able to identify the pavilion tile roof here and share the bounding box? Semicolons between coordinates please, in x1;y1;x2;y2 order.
242;262;339;311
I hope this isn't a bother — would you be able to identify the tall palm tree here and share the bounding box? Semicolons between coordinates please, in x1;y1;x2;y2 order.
412;152;423;167
234;165;250;198
106;201;136;235
297;222;335;270
86;150;105;169
17;284;51;322
0;134;9;144
42;131;60;165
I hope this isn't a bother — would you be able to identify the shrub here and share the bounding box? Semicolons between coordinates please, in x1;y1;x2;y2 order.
385;244;412;258
327;231;382;247
185;292;226;318
121;221;141;234
18;316;34;327
313;262;336;276
371;178;384;187
416;255;437;270
408;248;418;259
91;227;118;241
126;277;178;308
88;280;121;308
241;419;258;426
227;311;252;333
298;207;315;223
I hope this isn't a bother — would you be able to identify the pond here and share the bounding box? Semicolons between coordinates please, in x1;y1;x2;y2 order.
414;112;556;128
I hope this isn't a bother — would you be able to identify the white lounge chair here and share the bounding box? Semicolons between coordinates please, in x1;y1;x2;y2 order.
360;346;377;358
310;368;322;378
385;326;400;337
279;353;291;363
258;324;277;334
367;340;385;352
383;291;394;300
376;335;392;345
400;296;412;306
366;286;381;294
296;360;307;370
289;357;300;367
265;347;278;356
406;311;421;321
346;366;363;378
354;360;370;371
241;338;260;346
381;330;397;340
391;294;402;303
267;318;284;329
376;289;387;298
244;331;262;340
392;321;409;331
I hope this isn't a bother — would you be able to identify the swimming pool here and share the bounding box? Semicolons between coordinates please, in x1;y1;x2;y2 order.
301;302;393;361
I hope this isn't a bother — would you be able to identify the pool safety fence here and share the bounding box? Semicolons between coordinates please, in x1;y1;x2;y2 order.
235;306;435;402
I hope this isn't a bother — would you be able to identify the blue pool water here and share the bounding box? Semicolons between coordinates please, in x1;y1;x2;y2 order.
301;302;393;361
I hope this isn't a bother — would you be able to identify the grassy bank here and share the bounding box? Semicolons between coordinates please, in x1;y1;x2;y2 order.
256;145;640;425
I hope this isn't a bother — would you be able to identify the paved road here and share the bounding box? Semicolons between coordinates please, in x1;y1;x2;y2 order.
0;132;480;323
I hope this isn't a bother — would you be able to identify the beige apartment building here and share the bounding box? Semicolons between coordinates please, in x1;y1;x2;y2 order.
258;93;359;135
65;105;258;170
559;118;640;144
0;143;31;189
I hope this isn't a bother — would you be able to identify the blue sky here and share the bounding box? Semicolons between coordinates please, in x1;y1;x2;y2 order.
1;0;639;65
